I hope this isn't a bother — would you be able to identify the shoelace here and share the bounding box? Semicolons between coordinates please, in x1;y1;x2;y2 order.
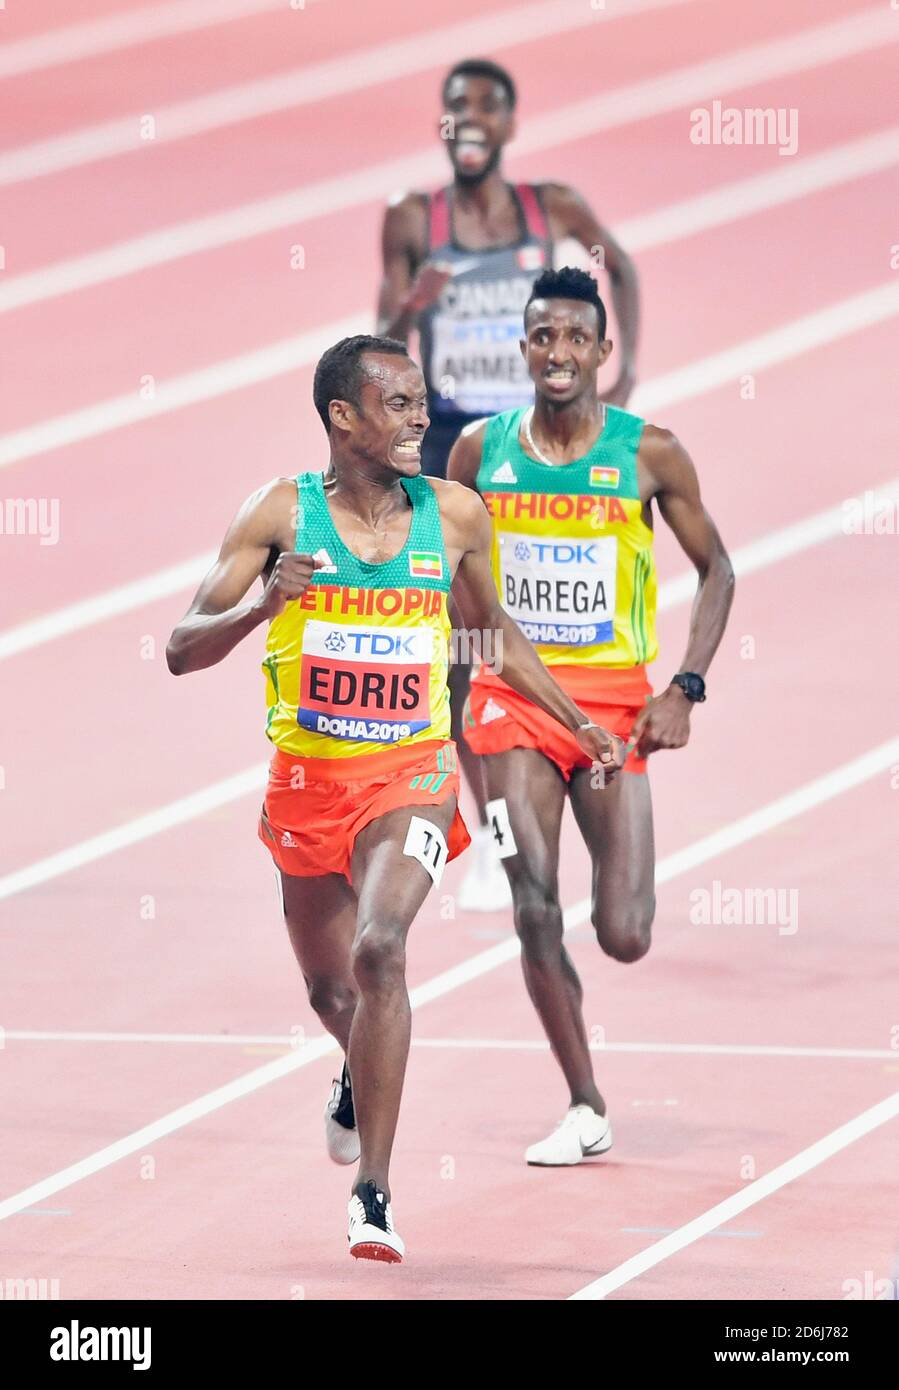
355;1182;391;1233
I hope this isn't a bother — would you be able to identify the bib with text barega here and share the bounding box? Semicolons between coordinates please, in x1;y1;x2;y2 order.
476;406;658;670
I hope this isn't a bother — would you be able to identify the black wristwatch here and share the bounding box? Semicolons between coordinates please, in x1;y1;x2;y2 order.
670;672;706;703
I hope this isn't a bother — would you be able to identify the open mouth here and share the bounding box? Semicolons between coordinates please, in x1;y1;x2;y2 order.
544;368;577;385
393;439;422;461
454;127;489;166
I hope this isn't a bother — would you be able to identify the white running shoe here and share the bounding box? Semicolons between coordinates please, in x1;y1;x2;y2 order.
457;824;513;912
347;1182;405;1263
525;1104;613;1166
325;1062;360;1165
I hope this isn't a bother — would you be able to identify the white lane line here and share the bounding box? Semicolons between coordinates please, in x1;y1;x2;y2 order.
414;1040;899;1061
0;1036;340;1224
15;1208;71;1216
632;737;899;887
0;734;895;1222
0;553;223;662
3;270;898;472
632;281;899;416
0;0;700;187
1;1030;298;1046
0;765;267;904
569;1090;899;1300
0;310;369;471
657;477;899;612
622;1227;762;1239
4;1031;896;1061
618;124;899;253
0;0;322;81
4;111;895;317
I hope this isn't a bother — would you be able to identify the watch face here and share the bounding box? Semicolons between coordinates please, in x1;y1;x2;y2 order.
676;674;705;701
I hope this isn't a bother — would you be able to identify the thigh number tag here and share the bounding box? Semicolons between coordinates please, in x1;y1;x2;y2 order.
403;816;448;886
485;797;518;859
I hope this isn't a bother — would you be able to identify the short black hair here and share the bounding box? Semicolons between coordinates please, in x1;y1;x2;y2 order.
442;59;517;109
312;335;410;433
525;266;607;339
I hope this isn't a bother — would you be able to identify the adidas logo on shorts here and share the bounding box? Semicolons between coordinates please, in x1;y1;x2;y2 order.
481;698;508;724
490;461;518;484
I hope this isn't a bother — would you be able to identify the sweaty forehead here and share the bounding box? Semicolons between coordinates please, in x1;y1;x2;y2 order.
359;354;424;397
526;298;599;332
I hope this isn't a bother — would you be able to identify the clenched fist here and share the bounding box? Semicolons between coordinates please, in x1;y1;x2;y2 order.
407;261;454;314
574;722;627;785
257;552;323;620
631;684;692;758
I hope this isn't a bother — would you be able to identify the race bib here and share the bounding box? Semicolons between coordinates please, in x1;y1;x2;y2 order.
498;531;617;647
403;816;448;886
484;797;518;859
429;313;531;416
298;621;433;743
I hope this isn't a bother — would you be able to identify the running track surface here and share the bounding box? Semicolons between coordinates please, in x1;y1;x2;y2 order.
1;0;897;1301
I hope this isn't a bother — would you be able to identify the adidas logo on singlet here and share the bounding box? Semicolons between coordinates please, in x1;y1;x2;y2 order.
481;698;508;724
490;461;518;484
312;547;337;573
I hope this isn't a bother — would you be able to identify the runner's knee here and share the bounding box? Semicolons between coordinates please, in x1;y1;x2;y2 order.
352;920;407;990
305;973;356;1020
513;886;564;962
593;898;655;963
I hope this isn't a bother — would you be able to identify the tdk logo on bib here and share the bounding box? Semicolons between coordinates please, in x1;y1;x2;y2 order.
334;630;418;657
515;541;602;565
499;531;617;647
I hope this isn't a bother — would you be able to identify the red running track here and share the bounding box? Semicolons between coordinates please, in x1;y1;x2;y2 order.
0;0;897;1299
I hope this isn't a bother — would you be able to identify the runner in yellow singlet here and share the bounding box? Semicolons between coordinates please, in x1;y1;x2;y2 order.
378;57;641;913
167;334;625;1261
448;269;735;1166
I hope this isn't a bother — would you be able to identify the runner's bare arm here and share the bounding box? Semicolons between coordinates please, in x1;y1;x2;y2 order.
632;428;735;754
166;480;319;675
445;418;489;491
376;193;450;341
443;484;625;772
541;183;639;406
646;427;735;676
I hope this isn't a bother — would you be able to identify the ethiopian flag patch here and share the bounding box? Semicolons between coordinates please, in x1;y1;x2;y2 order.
590;465;620;489
409;551;443;580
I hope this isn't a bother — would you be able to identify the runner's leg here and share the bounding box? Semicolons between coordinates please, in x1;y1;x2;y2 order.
448;650;487;822
425;416;489;826
568;768;656;963
278;870;358;1049
347;797;458;1197
482;748;604;1113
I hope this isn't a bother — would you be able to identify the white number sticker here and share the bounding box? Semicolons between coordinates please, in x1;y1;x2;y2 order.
403;816;448;886
484;797;518;859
